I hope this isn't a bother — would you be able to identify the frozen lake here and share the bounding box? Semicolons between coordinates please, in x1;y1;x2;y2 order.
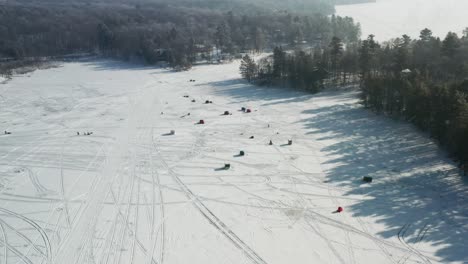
336;0;468;41
0;59;467;263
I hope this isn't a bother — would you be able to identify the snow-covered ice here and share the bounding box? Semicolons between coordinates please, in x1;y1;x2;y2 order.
336;0;468;41
0;59;467;264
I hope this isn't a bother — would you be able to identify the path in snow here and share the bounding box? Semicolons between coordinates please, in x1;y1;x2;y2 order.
0;59;467;264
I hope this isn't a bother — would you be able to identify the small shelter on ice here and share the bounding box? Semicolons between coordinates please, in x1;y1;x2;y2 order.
363;176;373;183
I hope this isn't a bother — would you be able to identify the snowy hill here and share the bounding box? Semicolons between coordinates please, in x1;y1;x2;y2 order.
0;59;467;263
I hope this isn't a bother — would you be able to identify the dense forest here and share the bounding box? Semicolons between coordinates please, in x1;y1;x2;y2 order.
1;0;376;16
0;0;361;73
241;28;468;175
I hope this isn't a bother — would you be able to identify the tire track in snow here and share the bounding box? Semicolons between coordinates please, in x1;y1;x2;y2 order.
115;161;137;264
148;128;166;264
153;145;268;264
59;143;72;229
129;176;141;264
302;111;397;264
102;174;158;264
304;210;416;255
53;144;107;250
113;126;146;264
0;207;51;263
324;177;356;264
94;91;160;264
53;75;168;264
52;96;139;264
101;169;130;264
355;216;397;264
0;219;8;264
300;124;358;264
271;140;348;264
0;239;34;264
115;146;138;264
0;218;47;259
397;224;432;264
1;134;104;264
24;168;54;196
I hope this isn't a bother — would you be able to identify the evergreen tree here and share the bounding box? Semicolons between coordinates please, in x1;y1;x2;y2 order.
463;27;468;39
442;32;462;78
272;46;286;79
442;32;460;58
239;55;257;82
359;39;371;78
341;44;359;84
215;22;232;53
359;35;380;80
420;28;433;42
394;35;412;73
97;23;114;52
253;28;265;52
329;36;343;82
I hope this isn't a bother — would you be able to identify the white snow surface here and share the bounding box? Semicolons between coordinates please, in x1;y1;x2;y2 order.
0;59;467;264
336;0;468;41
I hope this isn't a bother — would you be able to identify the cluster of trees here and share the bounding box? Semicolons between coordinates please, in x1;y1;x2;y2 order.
240;48;328;92
241;28;468;174
239;32;360;92
0;0;360;72
334;0;376;5
359;30;468;174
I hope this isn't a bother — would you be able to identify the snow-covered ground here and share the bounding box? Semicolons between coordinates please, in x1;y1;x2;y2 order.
0;59;467;264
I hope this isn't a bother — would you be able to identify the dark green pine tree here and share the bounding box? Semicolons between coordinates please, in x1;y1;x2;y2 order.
97;23;114;52
359;35;379;79
239;55;257;83
272;46;286;79
420;28;433;42
215;22;232;53
394;34;412;73
329;36;343;82
441;32;462;78
442;32;461;58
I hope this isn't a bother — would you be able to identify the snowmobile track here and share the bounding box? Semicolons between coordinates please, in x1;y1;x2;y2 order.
153;145;268;264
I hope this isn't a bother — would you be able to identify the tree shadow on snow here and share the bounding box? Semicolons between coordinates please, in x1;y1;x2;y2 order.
81;59;171;73
207;77;468;262
297;102;468;263
202;78;315;106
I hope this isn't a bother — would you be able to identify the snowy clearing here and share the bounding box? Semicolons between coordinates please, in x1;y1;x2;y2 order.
0;59;467;264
